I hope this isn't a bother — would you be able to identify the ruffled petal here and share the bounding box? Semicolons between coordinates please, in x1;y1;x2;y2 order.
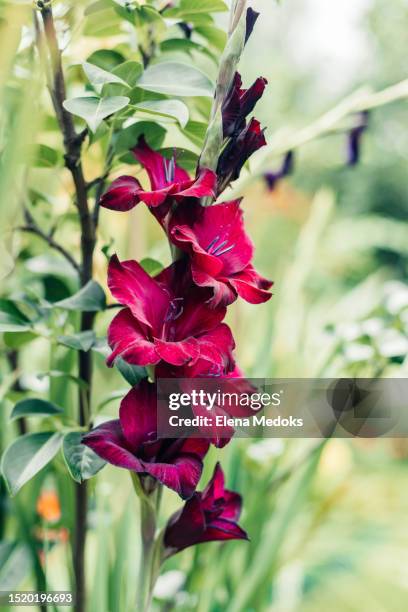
82;420;144;471
107;308;159;367
154;337;200;366
119;382;156;449
108;255;170;330
174;168;217;200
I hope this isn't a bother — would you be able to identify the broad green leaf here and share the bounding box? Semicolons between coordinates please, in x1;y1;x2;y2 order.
160;38;217;63
0;299;31;333
63;96;130;132
114;121;166;154
84;0;111;15
57;330;96;352
87;49;125;71
10;398;63;421
31;144;61;168
84;5;122;37
1;432;63;496
115;358;147;387
134;99;189;128
53;281;106;312
62;432;106;483
140;257;164;276
137;62;214;97
0;542;31;591
3;331;37;349
196;25;227;51
113;60;143;87
83;62;129;93
182;120;208;147
165;0;228;17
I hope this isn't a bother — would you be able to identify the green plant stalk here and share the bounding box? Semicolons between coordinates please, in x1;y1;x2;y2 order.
132;475;163;612
36;4;98;610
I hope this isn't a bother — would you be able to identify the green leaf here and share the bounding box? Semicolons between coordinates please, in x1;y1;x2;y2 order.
83;62;129;93
3;331;37;349
57;330;97;352
0;542;32;590
137;62;214;97
31;144;61;168
133;99;189;128
113;60;143;87
182;120;208;147
140;257;164;276
10;399;63;421
0;299;31;333
1;432;63;496
62;432;106;483
53;281;106;312
165;0;228;17
87;49;125;71
196;25;227;51
115;358;147;387
63;96;130;132
114;121;166;154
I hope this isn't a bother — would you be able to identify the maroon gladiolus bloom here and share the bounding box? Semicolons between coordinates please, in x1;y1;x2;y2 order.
222;72;267;137
217;118;267;192
164;463;248;554
170;199;272;306
106;255;235;368
100;136;216;212
83;381;209;499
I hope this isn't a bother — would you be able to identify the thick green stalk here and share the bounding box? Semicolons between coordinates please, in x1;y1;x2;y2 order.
132;475;163;612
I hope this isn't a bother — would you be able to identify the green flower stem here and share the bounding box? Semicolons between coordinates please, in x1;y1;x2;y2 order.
132;475;164;612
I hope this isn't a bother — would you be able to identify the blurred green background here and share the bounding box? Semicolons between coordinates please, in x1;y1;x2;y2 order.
1;0;407;611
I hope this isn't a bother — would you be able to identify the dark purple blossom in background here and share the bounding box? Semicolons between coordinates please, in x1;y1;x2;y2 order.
264;150;294;191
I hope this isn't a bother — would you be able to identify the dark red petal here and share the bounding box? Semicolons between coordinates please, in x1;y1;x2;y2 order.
197;518;248;543
202;462;225;503
222;491;243;521
174;168;217;200
137;184;175;207
240;77;267;119
229;264;273;304
82;420;144;471
132;136;190;190
143;452;205;499
108;255;170;330
99;176;142;212
173;291;226;339
119;382;156;449
154;337;200;366
164;494;206;551
107;308;159;367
